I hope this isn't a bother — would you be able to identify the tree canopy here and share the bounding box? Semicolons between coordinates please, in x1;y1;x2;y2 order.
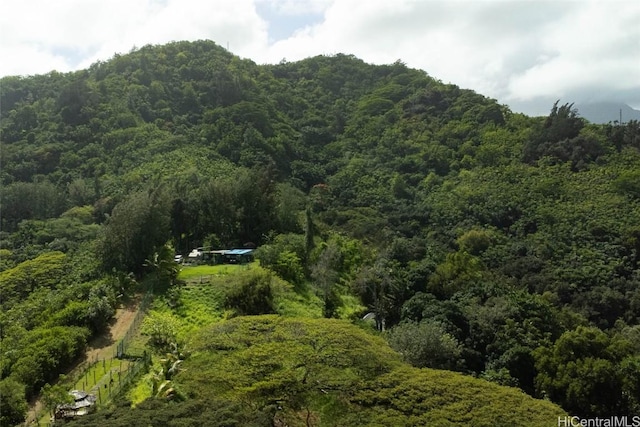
1;40;639;423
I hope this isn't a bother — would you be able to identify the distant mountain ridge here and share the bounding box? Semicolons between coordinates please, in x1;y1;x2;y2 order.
575;101;640;124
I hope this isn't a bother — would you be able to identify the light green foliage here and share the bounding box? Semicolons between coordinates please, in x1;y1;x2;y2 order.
256;233;307;285
0;251;67;309
177;315;563;426
181;316;401;414
0;249;16;272
614;169;640;198
177;264;246;281
456;228;494;255
141;311;183;353
349;367;564;426
273;250;305;285
174;265;323;328
8;326;90;398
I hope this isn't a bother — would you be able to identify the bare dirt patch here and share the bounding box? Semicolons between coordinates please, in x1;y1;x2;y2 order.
24;296;142;425
86;297;140;361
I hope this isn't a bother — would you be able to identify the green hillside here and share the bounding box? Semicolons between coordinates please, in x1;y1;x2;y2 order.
64;311;564;427
1;40;640;425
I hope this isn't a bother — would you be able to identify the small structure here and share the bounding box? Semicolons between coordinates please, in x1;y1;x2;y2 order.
55;390;97;420
187;248;203;264
223;248;254;264
185;248;255;265
206;250;227;265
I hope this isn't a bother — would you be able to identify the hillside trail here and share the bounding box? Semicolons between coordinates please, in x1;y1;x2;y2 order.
24;296;141;426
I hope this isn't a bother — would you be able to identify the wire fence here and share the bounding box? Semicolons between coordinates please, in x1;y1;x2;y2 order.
115;292;152;359
31;293;153;426
32;355;150;426
90;353;151;406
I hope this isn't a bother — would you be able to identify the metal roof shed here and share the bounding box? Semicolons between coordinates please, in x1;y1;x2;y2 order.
224;249;254;264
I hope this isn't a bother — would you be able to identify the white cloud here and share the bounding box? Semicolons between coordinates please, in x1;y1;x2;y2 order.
505;1;640;102
0;0;269;76
1;0;638;114
256;0;332;15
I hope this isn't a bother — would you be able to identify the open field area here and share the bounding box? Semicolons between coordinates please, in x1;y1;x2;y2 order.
177;263;254;282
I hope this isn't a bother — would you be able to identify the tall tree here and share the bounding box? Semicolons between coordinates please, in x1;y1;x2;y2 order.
97;187;170;275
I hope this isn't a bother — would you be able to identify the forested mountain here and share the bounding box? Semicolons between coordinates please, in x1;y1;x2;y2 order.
2;40;640;425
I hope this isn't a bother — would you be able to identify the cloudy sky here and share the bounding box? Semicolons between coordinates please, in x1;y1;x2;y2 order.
1;0;638;116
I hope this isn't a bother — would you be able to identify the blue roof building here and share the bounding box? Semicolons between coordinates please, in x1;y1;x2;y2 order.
223;248;254;264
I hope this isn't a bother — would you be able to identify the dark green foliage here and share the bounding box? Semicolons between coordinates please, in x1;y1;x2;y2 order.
523;101;605;169
534;326;640;416
0;181;68;232
1;40;639;419
223;269;275;316
48;297;115;334
97;188;170;275
0;377;28;426
8;326;90;398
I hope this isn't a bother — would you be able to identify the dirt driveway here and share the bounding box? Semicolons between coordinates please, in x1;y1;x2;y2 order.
24;297;141;425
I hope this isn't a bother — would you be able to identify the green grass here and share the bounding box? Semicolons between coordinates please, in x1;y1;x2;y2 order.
127;368;157;407
172;264;326;338
177;263;255;281
175;283;226;331
73;358;132;392
272;280;324;318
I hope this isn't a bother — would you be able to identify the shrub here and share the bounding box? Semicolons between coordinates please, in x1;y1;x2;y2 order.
223;270;275;316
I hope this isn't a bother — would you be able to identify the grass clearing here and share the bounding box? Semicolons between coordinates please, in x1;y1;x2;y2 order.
272;280;324;318
73;358;133;392
175;282;227;331
177;263;254;281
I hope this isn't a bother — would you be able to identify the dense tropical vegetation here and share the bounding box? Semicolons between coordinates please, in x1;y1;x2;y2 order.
2;39;640;425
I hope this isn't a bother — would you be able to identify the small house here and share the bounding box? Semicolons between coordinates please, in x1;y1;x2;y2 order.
55;390;97;420
223;249;254;264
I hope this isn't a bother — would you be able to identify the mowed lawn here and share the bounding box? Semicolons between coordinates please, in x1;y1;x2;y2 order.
177;263;255;281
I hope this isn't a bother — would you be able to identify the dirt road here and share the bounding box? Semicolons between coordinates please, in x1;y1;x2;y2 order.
24;298;141;425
